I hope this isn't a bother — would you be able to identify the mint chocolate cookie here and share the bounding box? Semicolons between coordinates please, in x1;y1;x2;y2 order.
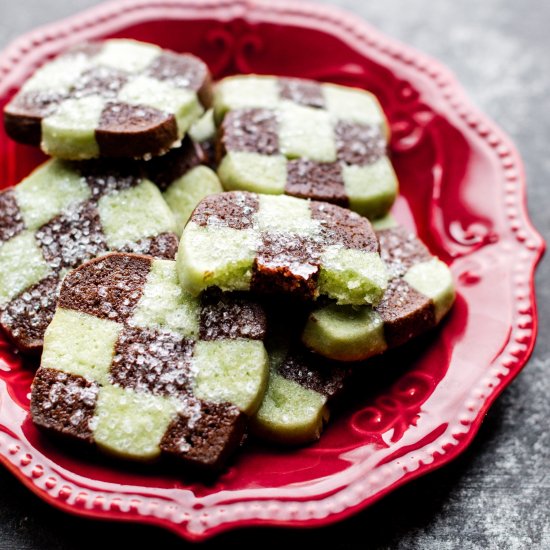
176;191;388;305
214;75;398;219
143;136;222;235
302;221;455;361
4;39;211;159
0;160;178;353
31;253;269;469
252;340;348;445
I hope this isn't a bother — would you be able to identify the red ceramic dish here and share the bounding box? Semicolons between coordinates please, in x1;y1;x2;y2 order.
0;0;543;541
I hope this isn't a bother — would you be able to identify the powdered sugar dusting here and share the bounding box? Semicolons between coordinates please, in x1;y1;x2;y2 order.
59;254;150;322
199;291;267;341
110;326;196;399
6;89;67;118
145;52;206;92
120;233;178;260
192;191;259;230
0;276;59;342
72;66;128;99
222;108;280;155
31;367;99;441
278;77;325;108
44;373;98;410
257;231;322;279
35;200;107;271
334;120;386;166
0;190;25;244
84;170;139;199
378;226;432;279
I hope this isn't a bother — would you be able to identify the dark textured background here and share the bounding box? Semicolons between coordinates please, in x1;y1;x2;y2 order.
0;1;548;548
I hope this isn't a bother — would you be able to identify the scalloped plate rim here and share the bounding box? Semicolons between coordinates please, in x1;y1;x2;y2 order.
0;0;544;541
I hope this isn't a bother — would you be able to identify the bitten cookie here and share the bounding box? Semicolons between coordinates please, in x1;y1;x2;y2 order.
214;75;398;219
302;220;455;361
143;136;222;235
4;39;211;159
252;339;349;445
176;191;388;305
31;253;269;470
0;160;178;353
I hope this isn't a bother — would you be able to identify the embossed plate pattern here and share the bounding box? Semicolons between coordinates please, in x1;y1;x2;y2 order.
0;0;544;541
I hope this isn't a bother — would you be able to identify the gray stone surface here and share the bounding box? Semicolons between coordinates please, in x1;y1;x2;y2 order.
0;0;548;548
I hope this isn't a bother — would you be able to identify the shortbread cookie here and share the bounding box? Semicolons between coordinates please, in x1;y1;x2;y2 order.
214;75;397;218
0;160;178;353
177;192;388;305
4;39;211;159
144;136;222;234
213;75;389;133
31;253;269;469
302;222;455;361
252;340;349;445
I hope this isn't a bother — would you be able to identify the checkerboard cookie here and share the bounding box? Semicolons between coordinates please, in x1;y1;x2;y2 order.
31;253;269;469
252;339;349;445
176;191;388;305
4;39;211;159
143;136;222;235
0;160;178;353
302;218;455;361
214;75;398;219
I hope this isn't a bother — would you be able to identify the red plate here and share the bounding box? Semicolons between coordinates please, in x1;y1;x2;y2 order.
0;0;544;541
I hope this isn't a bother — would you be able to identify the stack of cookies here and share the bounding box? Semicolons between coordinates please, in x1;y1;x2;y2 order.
0;40;454;472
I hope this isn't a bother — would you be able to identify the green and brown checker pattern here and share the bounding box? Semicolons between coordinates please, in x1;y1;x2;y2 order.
252;339;349;445
31;253;269;470
302;221;456;361
4;39;212;159
177;191;389;306
0;159;178;352
214;75;398;219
